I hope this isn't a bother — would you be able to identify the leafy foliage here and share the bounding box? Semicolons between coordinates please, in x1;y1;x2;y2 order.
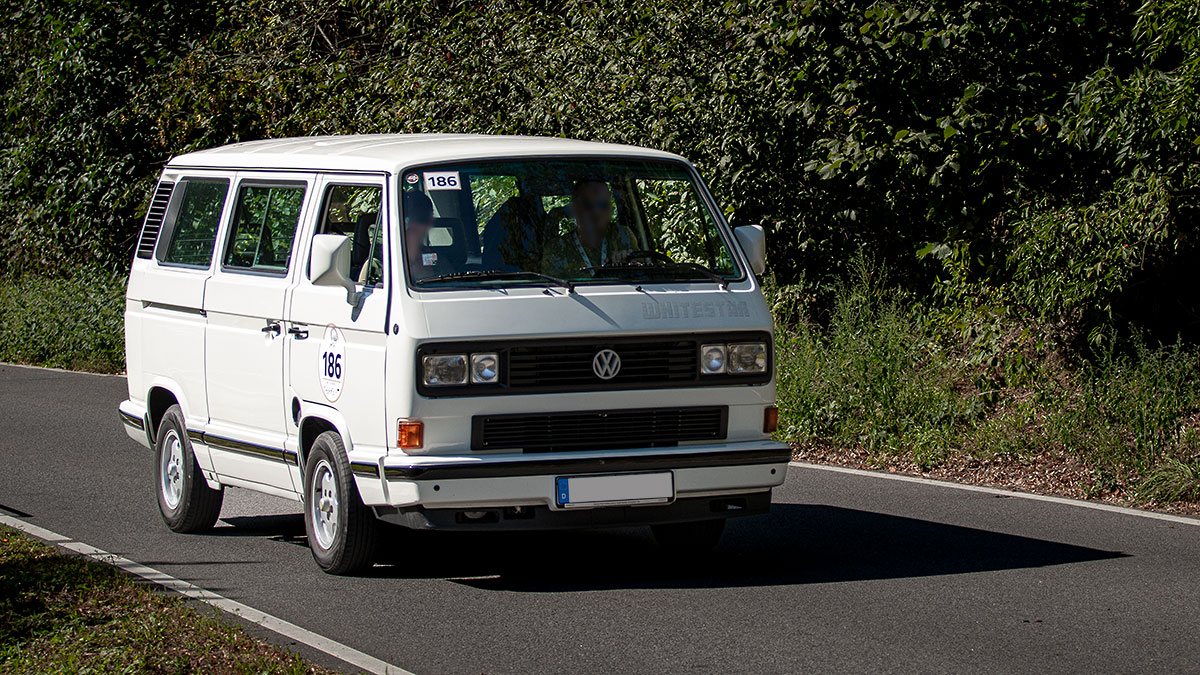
4;0;1195;346
0;270;126;373
772;269;1200;501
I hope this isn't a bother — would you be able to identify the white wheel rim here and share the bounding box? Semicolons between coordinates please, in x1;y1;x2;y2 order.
310;460;339;550
160;429;184;510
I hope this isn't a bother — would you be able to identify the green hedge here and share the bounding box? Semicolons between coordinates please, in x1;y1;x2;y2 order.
2;0;1197;346
0;271;126;373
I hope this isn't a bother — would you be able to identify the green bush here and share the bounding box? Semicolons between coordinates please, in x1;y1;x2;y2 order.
773;260;976;468
0;271;126;373
772;267;1200;502
2;0;1196;347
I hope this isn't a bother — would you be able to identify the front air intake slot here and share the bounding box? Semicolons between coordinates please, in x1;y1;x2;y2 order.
472;406;728;452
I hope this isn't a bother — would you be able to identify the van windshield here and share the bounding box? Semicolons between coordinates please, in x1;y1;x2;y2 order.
400;158;741;289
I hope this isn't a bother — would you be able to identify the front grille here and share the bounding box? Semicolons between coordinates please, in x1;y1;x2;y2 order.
136;181;174;259
508;339;696;388
473;406;728;452
416;332;771;397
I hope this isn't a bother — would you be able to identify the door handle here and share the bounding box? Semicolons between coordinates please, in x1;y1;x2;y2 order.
261;322;281;336
287;326;309;340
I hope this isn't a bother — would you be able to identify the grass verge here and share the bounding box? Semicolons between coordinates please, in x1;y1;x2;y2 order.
0;525;335;673
769;263;1200;513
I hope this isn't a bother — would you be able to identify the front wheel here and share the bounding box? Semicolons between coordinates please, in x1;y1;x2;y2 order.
304;431;379;575
651;518;726;555
155;404;223;533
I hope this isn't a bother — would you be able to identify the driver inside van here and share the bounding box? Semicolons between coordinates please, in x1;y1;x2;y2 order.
541;179;634;277
405;190;453;281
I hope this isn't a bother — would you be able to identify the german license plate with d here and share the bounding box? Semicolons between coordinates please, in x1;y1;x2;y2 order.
555;472;674;508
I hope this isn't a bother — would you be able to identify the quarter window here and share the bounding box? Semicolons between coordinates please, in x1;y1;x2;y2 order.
223;184;306;274
159;179;229;267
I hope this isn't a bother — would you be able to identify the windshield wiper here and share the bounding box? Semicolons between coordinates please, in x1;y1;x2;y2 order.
581;261;730;290
420;269;575;293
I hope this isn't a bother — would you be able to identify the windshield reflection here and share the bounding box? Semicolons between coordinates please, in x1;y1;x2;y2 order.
400;158;739;289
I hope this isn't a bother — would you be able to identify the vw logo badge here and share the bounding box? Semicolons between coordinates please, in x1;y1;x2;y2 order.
592;349;622;380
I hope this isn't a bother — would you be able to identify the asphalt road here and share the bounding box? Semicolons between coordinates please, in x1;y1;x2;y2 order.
2;363;1199;674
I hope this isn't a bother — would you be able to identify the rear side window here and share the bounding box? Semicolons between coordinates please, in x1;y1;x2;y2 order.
223;184;307;274
158;179;230;267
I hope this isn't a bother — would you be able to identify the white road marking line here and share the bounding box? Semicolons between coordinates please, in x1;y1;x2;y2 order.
0;515;415;675
792;461;1200;527
0;361;124;377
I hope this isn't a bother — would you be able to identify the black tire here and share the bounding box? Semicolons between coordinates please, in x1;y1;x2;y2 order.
304;431;379;575
155;404;223;533
651;518;726;554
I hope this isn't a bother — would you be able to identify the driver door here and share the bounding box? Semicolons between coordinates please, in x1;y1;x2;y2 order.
284;176;390;489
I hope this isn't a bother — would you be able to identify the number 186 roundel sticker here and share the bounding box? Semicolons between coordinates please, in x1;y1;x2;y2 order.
319;325;344;402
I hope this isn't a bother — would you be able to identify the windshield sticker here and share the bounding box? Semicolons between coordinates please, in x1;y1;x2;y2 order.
319;325;344;402
421;252;438;266
405;173;419;184
424;171;461;191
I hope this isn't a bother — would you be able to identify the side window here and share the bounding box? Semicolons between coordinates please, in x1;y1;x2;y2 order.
222;184;306;274
317;184;384;287
158;179;229;267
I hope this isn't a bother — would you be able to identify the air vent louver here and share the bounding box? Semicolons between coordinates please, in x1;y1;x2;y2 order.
135;182;174;259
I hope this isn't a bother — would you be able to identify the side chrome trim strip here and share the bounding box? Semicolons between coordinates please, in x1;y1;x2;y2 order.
189;431;297;465
118;410;145;430
142;301;206;317
350;462;380;478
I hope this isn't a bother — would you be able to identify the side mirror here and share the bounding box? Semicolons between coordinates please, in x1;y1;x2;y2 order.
734;224;767;275
310;234;360;305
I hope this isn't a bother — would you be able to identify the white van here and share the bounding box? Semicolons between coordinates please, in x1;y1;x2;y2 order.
118;134;790;574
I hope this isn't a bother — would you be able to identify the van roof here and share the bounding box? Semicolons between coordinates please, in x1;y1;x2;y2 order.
167;134;689;173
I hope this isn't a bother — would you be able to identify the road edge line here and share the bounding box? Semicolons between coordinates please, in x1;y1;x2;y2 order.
0;515;414;675
791;461;1200;527
0;361;125;377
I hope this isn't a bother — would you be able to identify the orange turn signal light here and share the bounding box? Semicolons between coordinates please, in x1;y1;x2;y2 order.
763;406;779;434
397;421;424;449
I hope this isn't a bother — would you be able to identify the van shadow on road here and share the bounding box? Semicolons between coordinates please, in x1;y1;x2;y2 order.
218;503;1126;591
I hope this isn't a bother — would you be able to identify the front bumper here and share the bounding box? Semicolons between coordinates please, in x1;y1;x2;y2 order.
375;491;774;531
356;442;791;527
118;399;152;448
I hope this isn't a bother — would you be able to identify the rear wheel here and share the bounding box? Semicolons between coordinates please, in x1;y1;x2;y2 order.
651;518;726;554
155;404;223;533
304;431;379;575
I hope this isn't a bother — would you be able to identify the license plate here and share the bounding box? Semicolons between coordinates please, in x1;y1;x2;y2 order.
555;472;674;508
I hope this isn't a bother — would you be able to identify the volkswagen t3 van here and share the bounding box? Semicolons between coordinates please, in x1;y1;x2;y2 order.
118;134;790;574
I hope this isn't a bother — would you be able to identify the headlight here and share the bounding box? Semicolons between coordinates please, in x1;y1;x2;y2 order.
471;353;499;383
700;344;727;374
727;343;767;374
422;354;467;386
